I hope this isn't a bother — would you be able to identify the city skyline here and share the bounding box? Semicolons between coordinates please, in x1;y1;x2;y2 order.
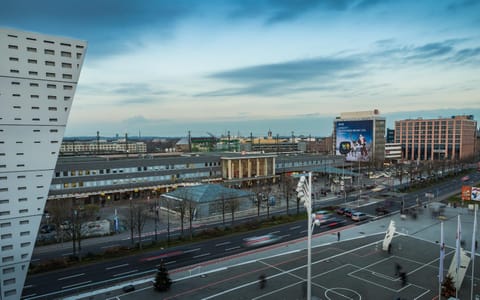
2;0;479;137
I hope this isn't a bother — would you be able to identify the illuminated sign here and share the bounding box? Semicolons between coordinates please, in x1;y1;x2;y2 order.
335;120;373;162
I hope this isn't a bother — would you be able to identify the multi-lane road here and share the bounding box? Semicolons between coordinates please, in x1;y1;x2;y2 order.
22;171;479;299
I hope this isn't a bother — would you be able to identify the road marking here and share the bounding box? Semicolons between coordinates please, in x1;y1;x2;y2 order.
30;258;40;262
113;269;138;277
184;248;201;253
58;273;85;281
225;246;240;251
61;280;92;289
101;244;120;249
61;252;73;256
215;241;231;247
105;263;129;270
165;260;176;265
22;294;36;298
289;225;301;230
23;285;33;289
269;231;281;234
193;253;210;259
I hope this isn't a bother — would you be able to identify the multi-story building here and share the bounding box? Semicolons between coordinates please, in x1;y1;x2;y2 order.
60;139;147;154
48;152;344;203
333;109;386;166
394;115;477;161
0;28;86;300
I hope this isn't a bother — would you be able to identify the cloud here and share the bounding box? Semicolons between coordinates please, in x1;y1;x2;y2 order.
0;0;194;57
406;42;454;60
450;47;480;63
228;0;384;24
201;56;362;96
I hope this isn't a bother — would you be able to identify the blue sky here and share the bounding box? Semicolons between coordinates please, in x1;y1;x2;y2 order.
2;0;479;137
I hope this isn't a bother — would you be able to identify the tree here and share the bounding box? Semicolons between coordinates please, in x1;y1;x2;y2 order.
281;174;295;215
187;200;196;240
126;199;148;249
153;261;172;292
227;198;240;225
442;273;456;298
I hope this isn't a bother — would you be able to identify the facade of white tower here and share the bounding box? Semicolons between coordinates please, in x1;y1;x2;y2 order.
0;28;87;300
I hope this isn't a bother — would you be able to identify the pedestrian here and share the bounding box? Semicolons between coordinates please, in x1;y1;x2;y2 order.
400;272;407;287
259;274;266;289
395;263;401;276
337;231;341;241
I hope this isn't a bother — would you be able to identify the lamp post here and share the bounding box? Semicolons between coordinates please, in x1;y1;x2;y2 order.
297;172;320;300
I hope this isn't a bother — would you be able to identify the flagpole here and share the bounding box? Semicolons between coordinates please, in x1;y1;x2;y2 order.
457;215;462;300
471;205;477;300
439;221;444;299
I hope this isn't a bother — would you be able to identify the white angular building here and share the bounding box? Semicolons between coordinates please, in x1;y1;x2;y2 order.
0;28;86;300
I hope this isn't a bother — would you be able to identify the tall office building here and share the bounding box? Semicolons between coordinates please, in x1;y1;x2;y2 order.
394;115;477;161
0;28;86;299
333;109;386;166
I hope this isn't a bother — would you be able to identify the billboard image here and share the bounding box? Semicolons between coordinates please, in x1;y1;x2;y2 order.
472;187;480;201
336;120;373;162
461;186;472;201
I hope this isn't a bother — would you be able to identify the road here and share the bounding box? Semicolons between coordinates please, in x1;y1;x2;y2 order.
23;171;479;299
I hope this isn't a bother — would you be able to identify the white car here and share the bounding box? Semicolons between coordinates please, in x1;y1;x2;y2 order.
351;212;368;222
312;210;332;223
243;234;282;248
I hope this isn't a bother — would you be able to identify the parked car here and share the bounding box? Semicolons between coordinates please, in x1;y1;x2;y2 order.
323;217;347;228
351;212;368;222
344;208;355;218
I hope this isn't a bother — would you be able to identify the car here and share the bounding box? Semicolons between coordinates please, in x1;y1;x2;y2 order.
40;224;56;234
312;210;333;223
242;234;282;248
323;217;347;228
344;208;355;218
351;212;368;222
336;207;347;215
375;206;390;215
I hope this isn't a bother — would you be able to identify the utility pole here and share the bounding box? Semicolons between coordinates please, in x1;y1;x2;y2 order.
96;131;100;154
188;130;191;152
228;131;231;151
125;132;129;157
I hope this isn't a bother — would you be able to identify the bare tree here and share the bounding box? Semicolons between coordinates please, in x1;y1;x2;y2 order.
226;198;240;225
281;174;295;215
133;203;148;249
187;200;196;240
69;203;99;260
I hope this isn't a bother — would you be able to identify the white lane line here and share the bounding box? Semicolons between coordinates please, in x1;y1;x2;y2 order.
142;238;151;242
22;294;36;298
23;285;33;289
61;280;92;289
165;260;176;265
30;258;40;262
58;273;85;281
184;248;201;253
225;246;240;251
113;269;138;277
193;253;210;259
105;263;129;270
269;231;281;235
289;225;301;230
101;244;120;249
215;241;231;247
61;252;73;257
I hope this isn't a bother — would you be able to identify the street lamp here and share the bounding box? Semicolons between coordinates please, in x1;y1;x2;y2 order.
297;172;320;300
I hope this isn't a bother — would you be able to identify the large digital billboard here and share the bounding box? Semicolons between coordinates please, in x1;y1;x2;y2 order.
336;120;373;162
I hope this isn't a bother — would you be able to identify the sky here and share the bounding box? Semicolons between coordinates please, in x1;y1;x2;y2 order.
2;0;480;138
